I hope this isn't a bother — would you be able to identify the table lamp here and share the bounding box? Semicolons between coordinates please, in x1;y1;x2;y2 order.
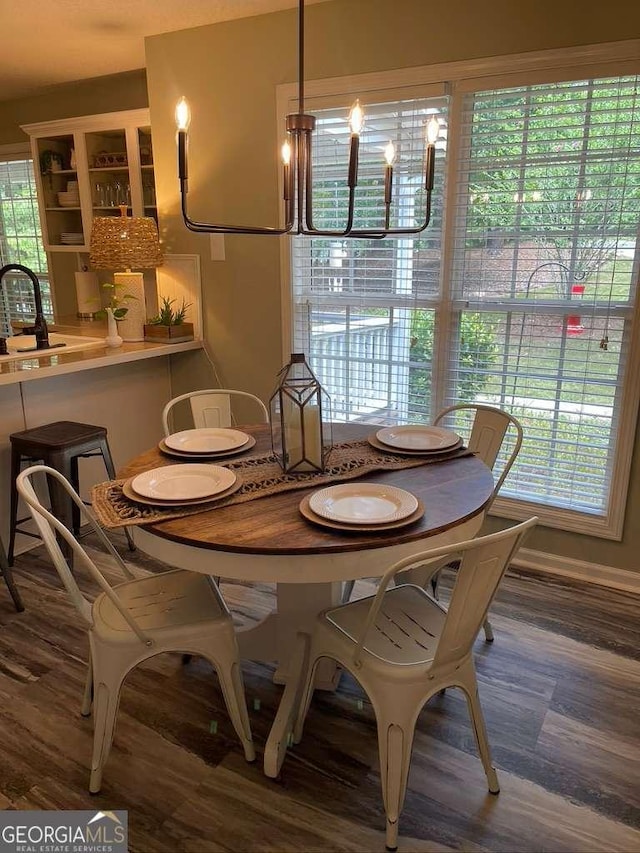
89;206;163;341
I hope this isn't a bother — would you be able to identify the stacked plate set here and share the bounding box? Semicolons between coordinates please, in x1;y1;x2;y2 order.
60;232;84;245
123;463;240;507
300;482;424;532
58;188;80;207
159;427;256;460
368;425;461;456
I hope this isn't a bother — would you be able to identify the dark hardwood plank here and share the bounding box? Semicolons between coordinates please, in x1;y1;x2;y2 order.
0;539;638;853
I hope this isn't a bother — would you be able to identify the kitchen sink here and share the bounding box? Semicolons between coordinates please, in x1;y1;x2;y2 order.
0;332;105;363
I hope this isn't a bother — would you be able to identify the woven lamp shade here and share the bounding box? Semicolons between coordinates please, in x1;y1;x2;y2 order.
89;208;163;270
89;207;163;343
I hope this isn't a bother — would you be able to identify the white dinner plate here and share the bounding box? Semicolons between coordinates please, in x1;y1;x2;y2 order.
308;483;418;525
376;425;460;451
164;428;249;454
131;464;236;501
122;475;242;507
158;434;256;460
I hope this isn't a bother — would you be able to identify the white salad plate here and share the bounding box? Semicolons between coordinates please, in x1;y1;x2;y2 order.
131;464;236;501
164;428;249;454
308;483;418;525
376;425;460;451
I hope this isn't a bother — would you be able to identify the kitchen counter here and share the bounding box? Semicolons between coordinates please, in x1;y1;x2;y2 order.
0;317;204;556
0;318;202;387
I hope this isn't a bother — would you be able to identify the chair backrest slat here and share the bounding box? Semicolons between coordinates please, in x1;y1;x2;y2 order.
190;394;232;429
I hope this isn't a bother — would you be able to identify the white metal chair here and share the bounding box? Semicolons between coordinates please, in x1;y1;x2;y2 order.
342;404;524;644
270;518;537;851
162;389;269;436
16;464;255;793
435;403;523;498
409;403;524;641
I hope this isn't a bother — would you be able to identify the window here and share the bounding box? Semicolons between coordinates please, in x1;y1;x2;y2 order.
0;150;51;337
288;55;640;537
451;77;639;519
292;94;448;424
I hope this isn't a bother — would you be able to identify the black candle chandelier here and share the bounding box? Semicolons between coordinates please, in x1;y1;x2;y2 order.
175;0;440;238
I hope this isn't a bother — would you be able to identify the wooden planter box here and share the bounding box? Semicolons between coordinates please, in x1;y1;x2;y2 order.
144;322;194;344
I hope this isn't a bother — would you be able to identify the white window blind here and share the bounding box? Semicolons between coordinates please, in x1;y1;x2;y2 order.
292;96;448;423
290;72;640;524
449;76;640;513
0;157;52;337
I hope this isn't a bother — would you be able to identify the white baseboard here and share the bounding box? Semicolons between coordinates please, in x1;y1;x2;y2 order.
513;547;640;595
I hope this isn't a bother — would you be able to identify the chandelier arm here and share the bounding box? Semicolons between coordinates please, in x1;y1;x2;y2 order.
181;193;294;235
344;190;433;238
302;138;358;236
179;137;295;234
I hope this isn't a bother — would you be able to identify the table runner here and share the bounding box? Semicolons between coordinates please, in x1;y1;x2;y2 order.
91;439;472;529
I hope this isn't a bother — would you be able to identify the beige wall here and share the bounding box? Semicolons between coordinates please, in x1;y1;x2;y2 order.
0;70;148;146
145;0;640;572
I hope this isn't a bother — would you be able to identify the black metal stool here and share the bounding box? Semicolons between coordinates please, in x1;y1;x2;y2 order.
0;536;23;611
8;420;135;566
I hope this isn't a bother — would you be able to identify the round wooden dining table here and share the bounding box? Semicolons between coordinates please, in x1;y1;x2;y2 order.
121;422;493;776
120;422;493;676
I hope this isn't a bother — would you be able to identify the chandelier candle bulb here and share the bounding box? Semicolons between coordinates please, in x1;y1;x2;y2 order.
176;98;190;182
384;141;395;208
347;100;364;189
425;116;439;192
348;99;365;135
282;141;292;201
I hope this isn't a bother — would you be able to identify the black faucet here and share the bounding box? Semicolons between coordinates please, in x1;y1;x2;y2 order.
0;263;65;354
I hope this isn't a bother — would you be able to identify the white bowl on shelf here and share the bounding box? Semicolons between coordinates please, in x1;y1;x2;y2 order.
57;191;80;207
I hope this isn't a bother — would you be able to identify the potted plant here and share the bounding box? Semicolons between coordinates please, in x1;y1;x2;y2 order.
95;282;137;348
144;296;194;342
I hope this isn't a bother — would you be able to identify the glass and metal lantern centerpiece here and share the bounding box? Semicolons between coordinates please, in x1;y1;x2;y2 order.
270;353;332;474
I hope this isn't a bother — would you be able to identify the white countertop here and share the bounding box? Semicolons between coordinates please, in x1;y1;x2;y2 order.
0;321;203;387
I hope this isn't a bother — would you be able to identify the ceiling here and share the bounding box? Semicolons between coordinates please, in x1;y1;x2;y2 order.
0;0;330;103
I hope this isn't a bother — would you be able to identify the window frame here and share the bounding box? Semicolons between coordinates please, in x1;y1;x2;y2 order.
277;39;640;540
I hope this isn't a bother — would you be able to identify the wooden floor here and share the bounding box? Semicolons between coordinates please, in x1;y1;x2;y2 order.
0;535;639;853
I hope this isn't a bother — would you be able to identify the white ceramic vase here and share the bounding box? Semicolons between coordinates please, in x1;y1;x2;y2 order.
105;308;123;348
